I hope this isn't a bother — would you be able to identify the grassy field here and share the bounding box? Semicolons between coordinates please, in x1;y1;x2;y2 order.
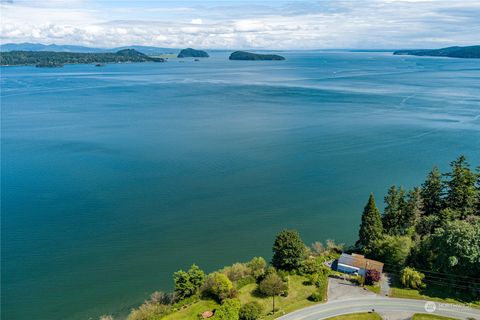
159;275;320;320
325;312;382;320
412;314;458;320
238;275;319;319
390;286;480;307
161;300;219;320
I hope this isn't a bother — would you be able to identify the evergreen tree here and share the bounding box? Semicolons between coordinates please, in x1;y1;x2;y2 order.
357;193;383;249
382;186;406;235
421;166;444;217
444;155;477;218
476;166;480;215
271;230;307;271
404;187;424;231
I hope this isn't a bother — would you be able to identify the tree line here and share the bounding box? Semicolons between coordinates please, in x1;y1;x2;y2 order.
0;49;164;66
357;155;480;293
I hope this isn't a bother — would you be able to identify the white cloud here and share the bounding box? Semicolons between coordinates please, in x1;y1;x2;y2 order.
1;0;479;49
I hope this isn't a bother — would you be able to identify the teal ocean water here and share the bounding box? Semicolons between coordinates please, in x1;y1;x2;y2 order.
2;52;479;320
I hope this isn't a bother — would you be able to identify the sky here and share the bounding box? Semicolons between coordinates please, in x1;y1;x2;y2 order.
0;0;479;49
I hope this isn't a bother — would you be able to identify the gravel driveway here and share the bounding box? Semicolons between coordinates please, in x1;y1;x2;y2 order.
328;277;377;301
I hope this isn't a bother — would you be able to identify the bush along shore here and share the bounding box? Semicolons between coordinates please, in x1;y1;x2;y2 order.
100;155;479;320
121;231;338;320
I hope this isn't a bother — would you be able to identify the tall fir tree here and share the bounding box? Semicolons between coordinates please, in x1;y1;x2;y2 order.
476;166;480;216
382;185;406;235
357;193;383;250
444;155;477;218
404;187;424;231
421;166;444;217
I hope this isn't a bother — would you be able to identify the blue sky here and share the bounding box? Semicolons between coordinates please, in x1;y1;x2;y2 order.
1;0;479;49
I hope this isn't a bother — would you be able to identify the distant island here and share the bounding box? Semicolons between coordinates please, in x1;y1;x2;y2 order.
177;48;209;58
0;49;165;67
229;51;285;61
393;45;480;59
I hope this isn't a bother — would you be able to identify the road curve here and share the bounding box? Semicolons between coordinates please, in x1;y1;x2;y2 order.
277;297;480;320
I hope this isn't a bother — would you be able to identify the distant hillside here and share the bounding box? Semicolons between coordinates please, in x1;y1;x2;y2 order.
0;43;106;53
113;45;176;55
177;48;209;58
393;45;480;58
229;51;285;61
0;43;177;55
0;49;165;67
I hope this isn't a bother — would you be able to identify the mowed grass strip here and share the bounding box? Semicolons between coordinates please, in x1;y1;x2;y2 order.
325;312;383;320
412;314;459;320
238;275;319;319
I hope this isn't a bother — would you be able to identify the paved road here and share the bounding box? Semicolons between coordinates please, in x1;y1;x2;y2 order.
277;297;480;320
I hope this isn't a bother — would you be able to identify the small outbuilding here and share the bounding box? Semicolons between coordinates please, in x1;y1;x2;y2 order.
336;253;383;276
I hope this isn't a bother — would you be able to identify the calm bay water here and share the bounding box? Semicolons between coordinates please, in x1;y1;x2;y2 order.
1;52;479;320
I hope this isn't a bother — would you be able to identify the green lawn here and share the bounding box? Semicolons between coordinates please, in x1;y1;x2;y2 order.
238;275;319;319
160;275;320;320
365;284;381;294
412;314;458;320
390;286;480;308
325;312;383;320
161;300;219;320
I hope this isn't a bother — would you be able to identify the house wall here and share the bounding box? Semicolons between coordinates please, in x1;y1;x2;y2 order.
337;263;360;274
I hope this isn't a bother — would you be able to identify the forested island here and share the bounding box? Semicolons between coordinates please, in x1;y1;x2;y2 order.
229;51;285;61
0;49;165;67
177;48;209;58
393;45;480;58
99;155;479;320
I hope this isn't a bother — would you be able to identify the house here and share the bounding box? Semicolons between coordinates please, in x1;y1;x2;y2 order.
336;253;383;276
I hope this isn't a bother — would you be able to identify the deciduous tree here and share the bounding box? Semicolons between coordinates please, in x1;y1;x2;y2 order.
272;229;307;271
400;267;425;289
258;273;287;314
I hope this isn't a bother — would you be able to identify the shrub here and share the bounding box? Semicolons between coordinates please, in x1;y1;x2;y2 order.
400;267;426;289
300;258;321;275
247;257;267;279
239;301;263;320
202;272;235;301
326;239;343;253
310;241;325;256
349;275;363;285
127;302;170;320
365;269;381;285
214;298;241;320
223;263;250;281
149;291;174;305
308;290;324;302
300;258;331;276
236;275;256;289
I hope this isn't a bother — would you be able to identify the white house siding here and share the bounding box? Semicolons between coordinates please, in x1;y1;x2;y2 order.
337;263;360;274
